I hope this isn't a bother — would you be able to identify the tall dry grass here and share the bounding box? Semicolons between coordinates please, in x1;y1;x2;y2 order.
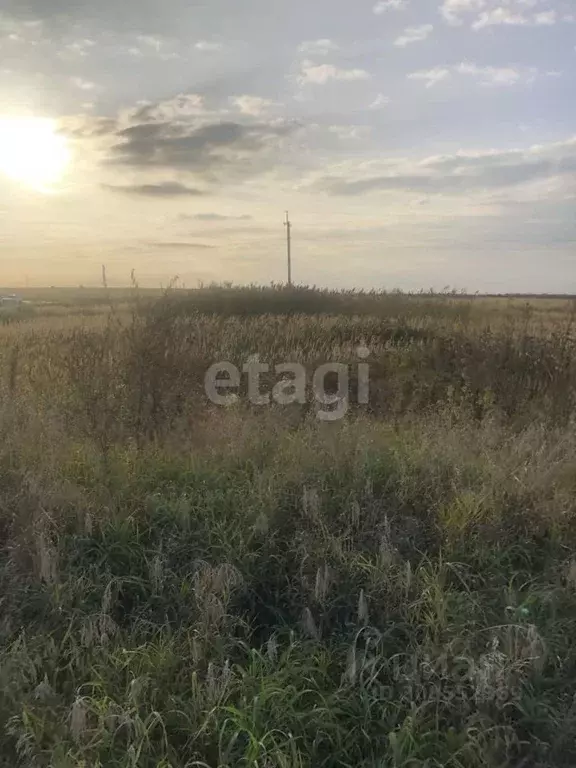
1;285;576;766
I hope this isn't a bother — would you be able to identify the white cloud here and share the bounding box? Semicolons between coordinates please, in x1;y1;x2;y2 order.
70;77;98;91
125;34;182;60
195;40;223;52
456;62;528;85
122;94;207;122
328;125;372;140
409;62;541;87
441;0;486;26
0;14;44;42
394;24;434;46
298;39;339;56
315;135;576;199
443;0;561;29
369;93;391;109
231;95;276;116
408;66;451;87
136;34;164;51
533;10;557;24
298;60;370;85
472;7;557;28
62;39;97;58
373;0;408;13
472;8;528;27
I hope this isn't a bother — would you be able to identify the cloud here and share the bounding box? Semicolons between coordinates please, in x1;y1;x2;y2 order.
407;66;451;87
70;77;98;91
108;119;297;176
195;40;223;52
442;0;562;28
126;34;182;60
373;0;408;13
136;34;164;51
184;213;253;221
104;181;206;196
60;38;97;58
472;7;557;29
148;241;215;249
472;7;527;28
72;93;302;192
328;125;372;140
455;62;536;85
298;39;339;56
231;95;276;116
394;24;433;46
315;136;576;197
440;0;486;25
408;62;539;87
297;60;370;85
130;94;206;122
0;13;44;44
533;10;557;24
369;93;391;109
60;114;118;138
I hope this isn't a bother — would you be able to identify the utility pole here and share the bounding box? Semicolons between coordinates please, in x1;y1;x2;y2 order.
284;211;292;287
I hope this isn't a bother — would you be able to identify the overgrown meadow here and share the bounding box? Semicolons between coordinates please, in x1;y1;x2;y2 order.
2;285;576;767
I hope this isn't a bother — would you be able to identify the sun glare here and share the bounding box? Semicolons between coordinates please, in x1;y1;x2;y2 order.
0;117;71;192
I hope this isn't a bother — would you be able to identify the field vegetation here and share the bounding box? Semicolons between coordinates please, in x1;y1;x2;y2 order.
1;285;576;767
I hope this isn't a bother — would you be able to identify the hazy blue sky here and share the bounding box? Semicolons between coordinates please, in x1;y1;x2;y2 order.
0;0;575;290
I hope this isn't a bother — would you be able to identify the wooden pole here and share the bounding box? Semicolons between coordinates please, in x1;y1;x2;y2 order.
285;211;292;286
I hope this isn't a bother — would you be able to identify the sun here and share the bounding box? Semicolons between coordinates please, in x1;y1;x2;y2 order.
0;117;71;192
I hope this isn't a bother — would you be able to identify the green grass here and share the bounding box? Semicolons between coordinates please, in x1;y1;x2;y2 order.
1;285;576;766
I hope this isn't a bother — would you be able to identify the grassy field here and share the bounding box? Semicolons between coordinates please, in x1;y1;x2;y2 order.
2;286;576;767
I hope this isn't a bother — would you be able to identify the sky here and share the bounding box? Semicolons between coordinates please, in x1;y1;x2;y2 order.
0;0;575;291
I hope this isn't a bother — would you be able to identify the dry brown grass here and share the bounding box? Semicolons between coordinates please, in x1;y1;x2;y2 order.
1;286;576;766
